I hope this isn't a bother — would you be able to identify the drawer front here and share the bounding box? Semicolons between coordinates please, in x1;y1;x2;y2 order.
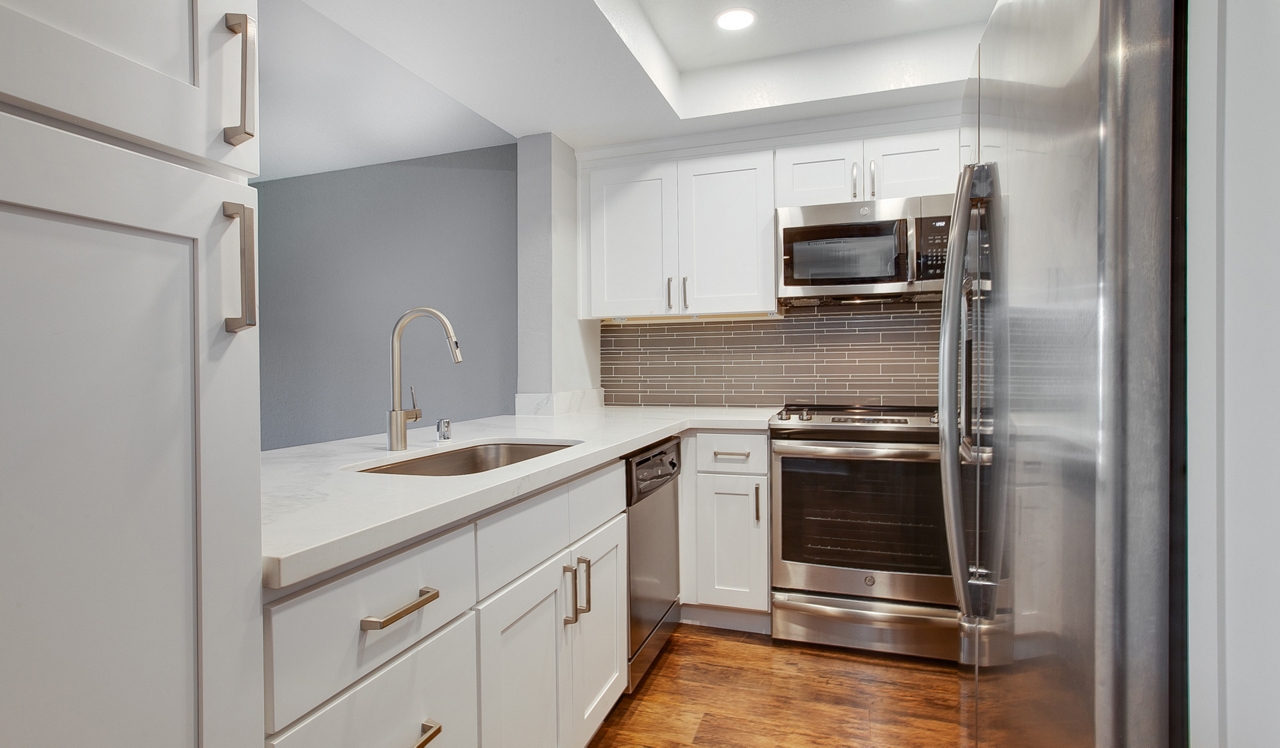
268;612;479;748
568;462;626;542
696;432;769;475
476;487;571;599
266;525;477;732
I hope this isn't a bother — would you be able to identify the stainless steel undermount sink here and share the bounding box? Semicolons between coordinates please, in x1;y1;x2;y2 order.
360;442;575;477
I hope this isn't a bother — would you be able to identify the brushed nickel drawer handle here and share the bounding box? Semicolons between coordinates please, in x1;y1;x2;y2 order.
223;13;258;146
713;450;751;459
755;483;761;522
851;161;859;199
360;587;439;631
415;720;442;747
667;277;673;309
577;556;592;615
564;564;580;624
222;201;256;333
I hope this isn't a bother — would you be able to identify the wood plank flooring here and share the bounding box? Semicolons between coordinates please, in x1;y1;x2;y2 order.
589;625;964;748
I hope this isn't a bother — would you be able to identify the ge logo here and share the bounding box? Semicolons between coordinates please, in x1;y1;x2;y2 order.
864;575;876;587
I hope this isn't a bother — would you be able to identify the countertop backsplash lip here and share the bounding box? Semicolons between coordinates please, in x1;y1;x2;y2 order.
601;303;941;409
260;406;776;590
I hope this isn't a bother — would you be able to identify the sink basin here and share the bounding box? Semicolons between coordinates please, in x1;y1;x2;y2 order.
361;442;574;477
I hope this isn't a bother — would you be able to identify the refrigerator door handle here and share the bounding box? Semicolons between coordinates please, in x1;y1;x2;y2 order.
939;164;976;619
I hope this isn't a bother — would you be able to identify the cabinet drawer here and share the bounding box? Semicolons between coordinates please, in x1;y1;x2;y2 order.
696;432;769;475
268;612;479;748
476;487;571;599
265;525;476;732
568;461;625;541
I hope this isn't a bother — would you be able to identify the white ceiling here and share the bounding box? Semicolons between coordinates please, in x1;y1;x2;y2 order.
256;0;514;182
259;0;993;175
638;0;998;71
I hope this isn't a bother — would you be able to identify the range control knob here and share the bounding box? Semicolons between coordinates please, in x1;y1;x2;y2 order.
799;409;812;422
777;411;791;421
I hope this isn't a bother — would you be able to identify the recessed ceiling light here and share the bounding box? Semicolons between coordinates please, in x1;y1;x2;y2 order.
716;8;756;31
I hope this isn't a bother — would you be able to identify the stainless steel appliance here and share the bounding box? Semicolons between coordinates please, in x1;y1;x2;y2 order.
623;437;681;692
943;0;1174;741
769;404;963;660
776;195;955;307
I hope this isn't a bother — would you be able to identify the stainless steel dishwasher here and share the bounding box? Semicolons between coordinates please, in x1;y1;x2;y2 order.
624;436;681;692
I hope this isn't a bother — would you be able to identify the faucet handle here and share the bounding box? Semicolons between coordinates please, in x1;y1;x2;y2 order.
405;385;421;422
436;419;451;441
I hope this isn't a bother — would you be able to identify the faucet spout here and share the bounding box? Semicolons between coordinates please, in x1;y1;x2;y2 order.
388;307;462;451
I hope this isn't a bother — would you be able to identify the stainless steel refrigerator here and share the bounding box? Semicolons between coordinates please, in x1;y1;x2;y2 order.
940;0;1174;744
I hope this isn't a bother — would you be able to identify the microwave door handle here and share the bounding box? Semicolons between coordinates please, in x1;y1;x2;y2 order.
939;164;976;620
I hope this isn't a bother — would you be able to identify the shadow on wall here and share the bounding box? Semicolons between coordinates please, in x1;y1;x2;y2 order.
256;145;518;450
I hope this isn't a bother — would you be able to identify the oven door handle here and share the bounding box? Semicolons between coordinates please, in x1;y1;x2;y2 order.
770;440;939;462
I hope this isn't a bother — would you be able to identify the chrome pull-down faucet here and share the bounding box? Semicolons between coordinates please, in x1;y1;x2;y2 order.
388;307;462;451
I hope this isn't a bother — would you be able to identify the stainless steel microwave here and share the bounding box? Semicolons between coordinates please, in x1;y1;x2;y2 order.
776;194;955;305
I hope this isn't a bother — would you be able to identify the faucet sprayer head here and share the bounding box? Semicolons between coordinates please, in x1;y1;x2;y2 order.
449;337;463;364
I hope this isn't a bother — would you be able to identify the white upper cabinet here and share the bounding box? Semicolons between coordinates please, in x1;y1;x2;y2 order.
0;0;260;174
0;112;262;748
677;152;776;316
864;130;961;199
775;140;865;207
588;162;679;318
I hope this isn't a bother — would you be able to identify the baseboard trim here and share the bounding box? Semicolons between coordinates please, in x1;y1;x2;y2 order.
679;604;772;635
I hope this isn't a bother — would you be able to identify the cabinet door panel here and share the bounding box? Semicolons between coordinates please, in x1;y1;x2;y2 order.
567;515;628;748
476;551;573;748
864;130;961;199
775;141;864;206
677;152;776;315
0;113;261;747
696;474;769;611
0;0;259;173
589;162;678;318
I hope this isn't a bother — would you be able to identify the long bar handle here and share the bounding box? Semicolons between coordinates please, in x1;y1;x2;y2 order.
666;277;673;309
222;202;257;332
360;587;439;631
770;440;939;462
576;556;592;615
939;164;976;618
563;565;580;624
415;720;442;748
223;14;257;146
754;483;761;522
869;159;876;197
851;162;859;199
682;276;689;309
713;450;751;459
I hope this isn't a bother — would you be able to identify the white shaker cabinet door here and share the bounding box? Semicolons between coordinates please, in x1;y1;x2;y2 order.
0;0;260;174
565;515;628;748
775;140;864;207
863;130;961;199
0;113;262;747
588;161;678;318
476;550;575;748
695;474;770;611
676;151;776;316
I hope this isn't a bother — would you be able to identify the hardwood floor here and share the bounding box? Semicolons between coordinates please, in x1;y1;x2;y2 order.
589;625;964;748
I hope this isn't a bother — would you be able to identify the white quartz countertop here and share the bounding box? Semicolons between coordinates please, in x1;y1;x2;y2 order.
261;406;774;589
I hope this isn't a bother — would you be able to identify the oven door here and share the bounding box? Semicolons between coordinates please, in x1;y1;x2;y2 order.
770;439;958;607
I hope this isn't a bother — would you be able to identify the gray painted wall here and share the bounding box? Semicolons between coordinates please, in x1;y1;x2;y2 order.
257;145;518;449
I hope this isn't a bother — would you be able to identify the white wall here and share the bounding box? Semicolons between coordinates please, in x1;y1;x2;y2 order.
1187;0;1280;743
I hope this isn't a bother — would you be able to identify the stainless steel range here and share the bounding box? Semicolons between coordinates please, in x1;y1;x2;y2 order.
769;403;962;660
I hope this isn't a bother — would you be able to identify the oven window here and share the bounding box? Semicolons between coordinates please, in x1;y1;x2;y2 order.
779;456;950;575
783;220;906;286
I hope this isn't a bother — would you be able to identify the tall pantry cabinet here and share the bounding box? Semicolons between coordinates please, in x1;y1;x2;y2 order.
0;3;264;747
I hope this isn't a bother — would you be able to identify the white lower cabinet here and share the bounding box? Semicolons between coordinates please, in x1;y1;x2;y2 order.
695;473;770;611
267;611;479;748
566;515;628;748
476;550;574;748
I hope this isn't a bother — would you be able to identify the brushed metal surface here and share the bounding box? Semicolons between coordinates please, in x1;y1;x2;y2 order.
361;443;570;476
771;592;960;661
627;601;679;693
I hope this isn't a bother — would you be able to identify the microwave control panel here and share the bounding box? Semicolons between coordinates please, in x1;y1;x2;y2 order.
916;216;951;280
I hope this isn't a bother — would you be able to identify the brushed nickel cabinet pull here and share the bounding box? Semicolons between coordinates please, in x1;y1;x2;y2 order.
564;565;580;625
222;202;256;332
713;450;751;459
870;159;876;197
682;276;689;309
667;277;673;309
415;720;442;747
223;13;258;146
852;161;859;199
755;483;761;522
577;556;592;615
360;587;439;631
